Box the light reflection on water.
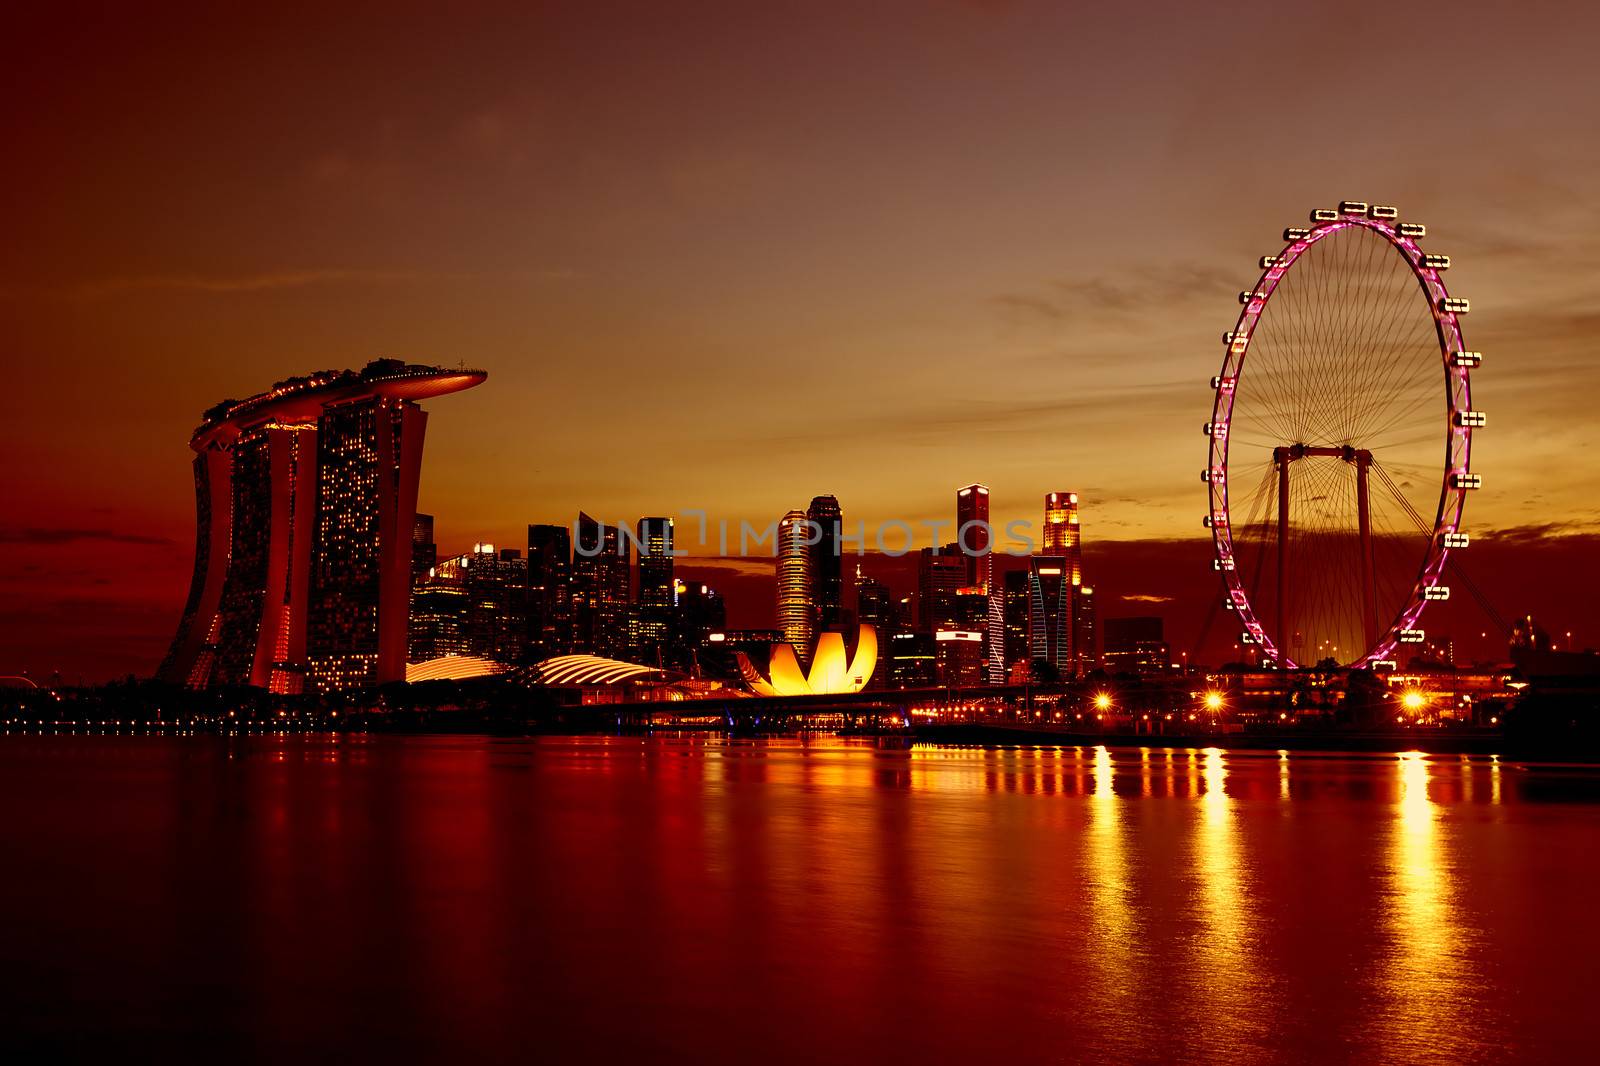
[1190,746,1277,1060]
[0,734,1595,1062]
[1374,753,1490,1060]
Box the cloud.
[72,269,442,296]
[993,262,1238,322]
[0,527,173,547]
[0,266,583,301]
[677,555,777,579]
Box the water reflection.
[1084,746,1140,1043]
[1192,747,1274,1058]
[0,735,1585,1061]
[1375,753,1479,1059]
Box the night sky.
[4,1,1598,681]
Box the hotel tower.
[158,360,485,693]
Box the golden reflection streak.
[1376,752,1475,1057]
[1084,746,1139,1023]
[1192,747,1271,1056]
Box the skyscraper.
[160,360,485,693]
[1042,491,1082,584]
[1028,557,1072,672]
[916,547,965,631]
[526,523,573,659]
[807,495,843,629]
[776,509,816,653]
[956,484,991,593]
[676,579,726,667]
[956,484,1002,683]
[410,542,527,663]
[572,512,631,659]
[1002,568,1031,676]
[408,579,470,662]
[855,571,896,636]
[1029,491,1096,678]
[1073,584,1098,673]
[635,517,675,664]
[412,513,437,584]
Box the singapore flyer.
[1205,201,1482,669]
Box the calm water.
[1,735,1597,1063]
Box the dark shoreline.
[7,719,1599,762]
[907,723,1599,760]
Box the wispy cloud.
[0,527,173,547]
[1,267,580,299]
[73,269,432,296]
[992,262,1238,322]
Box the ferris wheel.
[1204,201,1482,669]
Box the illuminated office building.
[676,580,726,653]
[776,510,816,654]
[160,360,485,693]
[408,580,470,662]
[855,570,896,690]
[410,542,526,664]
[956,484,991,592]
[412,513,437,584]
[1073,584,1098,673]
[1003,569,1031,672]
[935,629,987,687]
[572,512,631,659]
[855,572,896,635]
[808,495,843,629]
[636,517,675,664]
[889,632,937,688]
[1042,492,1082,584]
[917,547,966,631]
[526,523,573,658]
[1030,491,1097,677]
[1028,556,1073,670]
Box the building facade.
[159,361,485,693]
[572,512,631,659]
[956,484,991,592]
[776,509,816,654]
[1103,615,1170,674]
[526,523,573,660]
[635,517,676,665]
[808,495,843,629]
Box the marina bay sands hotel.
[158,360,486,694]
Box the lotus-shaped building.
[736,625,877,697]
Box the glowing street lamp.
[1093,692,1113,712]
[1401,690,1427,712]
[1204,691,1225,712]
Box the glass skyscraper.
[807,495,843,629]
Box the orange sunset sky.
[3,1,1599,680]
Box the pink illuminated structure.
[1204,203,1480,669]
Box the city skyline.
[8,8,1600,1064]
[6,2,1600,681]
